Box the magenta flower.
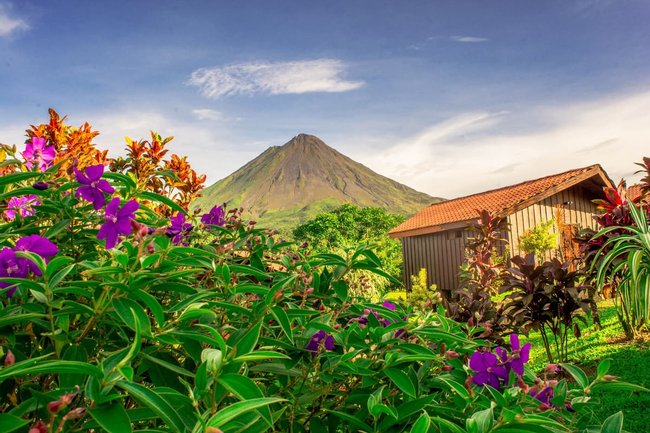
[15,235,59,276]
[23,137,56,171]
[98,198,139,249]
[469,351,509,389]
[530,386,554,405]
[0,248,28,297]
[508,334,531,375]
[5,195,40,220]
[201,205,226,226]
[305,330,335,353]
[166,213,193,245]
[74,164,115,210]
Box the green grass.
[520,300,650,432]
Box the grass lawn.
[519,300,650,432]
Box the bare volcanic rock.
[193,134,440,229]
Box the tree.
[292,204,405,288]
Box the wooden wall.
[506,185,599,260]
[401,184,600,292]
[401,229,469,292]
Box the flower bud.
[32,182,49,191]
[28,421,47,433]
[444,350,459,360]
[305,287,314,295]
[441,364,453,372]
[206,427,224,433]
[48,400,63,413]
[4,349,15,366]
[64,407,86,420]
[603,375,619,381]
[544,364,559,374]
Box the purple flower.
[305,330,335,353]
[98,198,139,249]
[530,386,554,405]
[74,164,115,210]
[15,235,59,276]
[0,248,28,297]
[166,213,193,245]
[508,334,531,376]
[469,351,509,389]
[201,205,226,226]
[5,195,40,220]
[32,182,49,191]
[23,137,56,171]
[382,301,396,311]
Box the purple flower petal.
[84,164,105,181]
[382,301,396,311]
[472,371,490,386]
[469,351,489,371]
[520,342,531,364]
[15,235,58,259]
[510,334,521,352]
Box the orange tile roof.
[628,184,644,202]
[390,164,611,238]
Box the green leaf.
[137,191,185,215]
[0,360,102,382]
[112,297,152,337]
[206,397,285,428]
[234,321,263,356]
[410,412,431,433]
[270,306,294,344]
[328,410,374,432]
[233,351,291,363]
[600,411,624,433]
[141,353,194,378]
[466,407,493,433]
[384,368,417,398]
[115,308,142,370]
[430,417,467,433]
[116,381,186,432]
[60,344,89,389]
[559,363,589,389]
[0,414,28,433]
[0,172,42,187]
[89,404,133,433]
[217,374,273,425]
[596,359,611,379]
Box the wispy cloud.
[450,35,488,43]
[188,59,365,98]
[0,3,28,38]
[192,108,223,121]
[359,90,650,198]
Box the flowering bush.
[0,112,645,433]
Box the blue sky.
[1,0,648,198]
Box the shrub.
[498,255,595,363]
[519,219,557,261]
[0,112,644,433]
[447,210,508,327]
[406,268,442,313]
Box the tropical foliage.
[518,219,557,261]
[0,112,643,433]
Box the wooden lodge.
[389,164,614,291]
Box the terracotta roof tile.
[390,164,609,238]
[628,184,643,202]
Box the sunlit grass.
[521,300,650,431]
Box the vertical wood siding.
[401,185,600,291]
[506,185,598,260]
[402,229,469,292]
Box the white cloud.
[0,3,28,37]
[192,108,223,121]
[450,35,488,43]
[358,90,650,198]
[188,59,364,98]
